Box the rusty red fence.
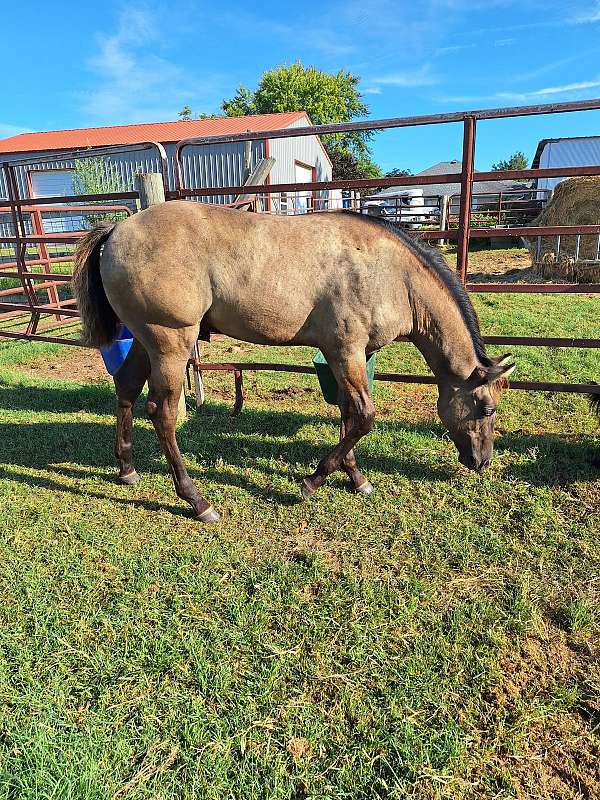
[0,141,168,342]
[1,99,599,403]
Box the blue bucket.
[100,325,134,376]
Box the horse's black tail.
[72,222,118,347]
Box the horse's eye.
[481,405,496,417]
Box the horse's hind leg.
[113,339,150,485]
[144,325,219,523]
[303,348,375,499]
[338,398,374,495]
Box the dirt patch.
[490,626,600,799]
[20,348,111,384]
[287,737,311,760]
[466,249,557,284]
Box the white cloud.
[80,6,227,124]
[515,53,591,82]
[435,43,476,55]
[571,2,600,22]
[371,66,438,88]
[438,78,600,104]
[362,87,383,95]
[0,123,31,139]
[527,79,600,96]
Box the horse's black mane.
[355,213,492,367]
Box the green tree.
[178,106,218,120]
[386,168,412,178]
[491,151,528,171]
[72,157,127,225]
[222,62,381,179]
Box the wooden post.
[135,171,166,208]
[439,195,449,246]
[134,172,187,422]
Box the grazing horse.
[73,202,515,522]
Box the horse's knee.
[356,404,375,436]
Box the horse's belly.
[207,297,313,346]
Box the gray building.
[532,135,600,192]
[371,160,531,209]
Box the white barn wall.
[268,117,332,184]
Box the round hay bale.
[526,175,600,282]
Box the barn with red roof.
[0,112,332,215]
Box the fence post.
[439,195,449,246]
[135,172,165,209]
[457,116,476,283]
[134,172,187,422]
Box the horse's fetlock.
[176,478,196,501]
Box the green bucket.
[313,351,376,405]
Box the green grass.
[0,289,598,799]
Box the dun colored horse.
[73,202,515,522]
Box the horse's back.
[100,201,406,347]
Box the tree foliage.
[386,168,412,177]
[221,62,381,179]
[72,157,127,225]
[491,151,528,171]
[73,157,124,197]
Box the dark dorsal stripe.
[353,214,492,367]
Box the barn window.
[29,169,75,198]
[28,169,78,234]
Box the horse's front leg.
[338,397,374,495]
[113,339,150,485]
[302,348,375,499]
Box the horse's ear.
[466,366,489,388]
[494,353,513,367]
[487,360,516,383]
[466,359,516,388]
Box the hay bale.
[526,175,600,282]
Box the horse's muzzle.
[459,453,491,472]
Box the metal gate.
[1,99,599,407]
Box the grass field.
[0,277,598,798]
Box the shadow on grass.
[496,432,599,486]
[0,381,456,505]
[0,383,597,512]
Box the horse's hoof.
[301,479,316,501]
[355,480,374,496]
[196,506,221,523]
[119,470,140,486]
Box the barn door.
[294,162,314,213]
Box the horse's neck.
[406,272,480,382]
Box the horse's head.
[436,354,515,471]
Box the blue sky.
[2,0,600,173]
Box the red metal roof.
[0,112,309,154]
